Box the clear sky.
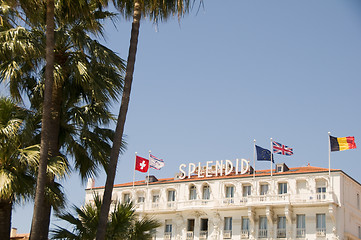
[11,0,361,234]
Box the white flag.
[149,154,165,170]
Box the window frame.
[278,182,288,195]
[189,185,197,200]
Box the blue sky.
[10,0,361,234]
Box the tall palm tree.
[0,2,126,239]
[96,1,195,239]
[0,97,69,240]
[30,0,56,237]
[0,97,34,239]
[51,195,160,240]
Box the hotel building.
[85,162,361,240]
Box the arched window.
[225,185,234,198]
[167,189,176,202]
[202,185,210,200]
[189,185,197,200]
[123,192,131,203]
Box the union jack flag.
[272,141,293,156]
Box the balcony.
[277,229,286,238]
[199,230,208,239]
[223,230,232,239]
[241,230,249,238]
[164,232,172,240]
[259,229,267,238]
[167,201,176,209]
[151,202,159,209]
[316,228,326,237]
[296,228,305,238]
[186,231,194,240]
[222,198,234,205]
[134,192,336,212]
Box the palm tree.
[0,97,34,239]
[96,1,195,239]
[0,2,126,239]
[51,195,160,240]
[0,97,69,240]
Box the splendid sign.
[179,159,250,180]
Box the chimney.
[86,178,95,189]
[10,228,17,237]
[145,175,158,183]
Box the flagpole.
[328,132,331,177]
[270,138,273,177]
[133,152,137,188]
[147,150,151,187]
[253,139,256,180]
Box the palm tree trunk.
[0,200,12,240]
[96,1,141,239]
[30,0,55,239]
[36,81,63,239]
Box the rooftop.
[88,164,341,190]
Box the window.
[150,229,157,240]
[243,185,252,197]
[224,217,232,239]
[316,214,326,236]
[241,217,249,237]
[278,183,287,194]
[317,186,326,200]
[187,219,195,236]
[277,166,283,172]
[153,194,160,202]
[277,216,286,238]
[200,219,208,239]
[202,185,210,200]
[225,186,234,198]
[123,193,131,203]
[165,220,172,238]
[259,216,267,238]
[189,185,197,200]
[358,226,361,239]
[138,196,145,203]
[168,190,176,202]
[357,193,360,210]
[296,214,306,238]
[152,194,160,208]
[260,184,269,195]
[165,223,172,233]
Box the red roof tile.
[88,165,340,190]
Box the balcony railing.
[199,230,208,239]
[131,192,335,212]
[186,231,194,240]
[277,229,286,238]
[296,228,305,238]
[223,230,232,239]
[241,230,249,238]
[167,201,176,209]
[316,228,326,237]
[164,232,172,240]
[259,229,267,238]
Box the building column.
[248,207,256,240]
[285,205,293,240]
[175,213,185,240]
[266,206,274,240]
[329,204,338,240]
[210,212,221,240]
[194,217,200,240]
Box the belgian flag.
[330,135,357,152]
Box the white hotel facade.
[85,163,361,240]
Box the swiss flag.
[135,156,149,173]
